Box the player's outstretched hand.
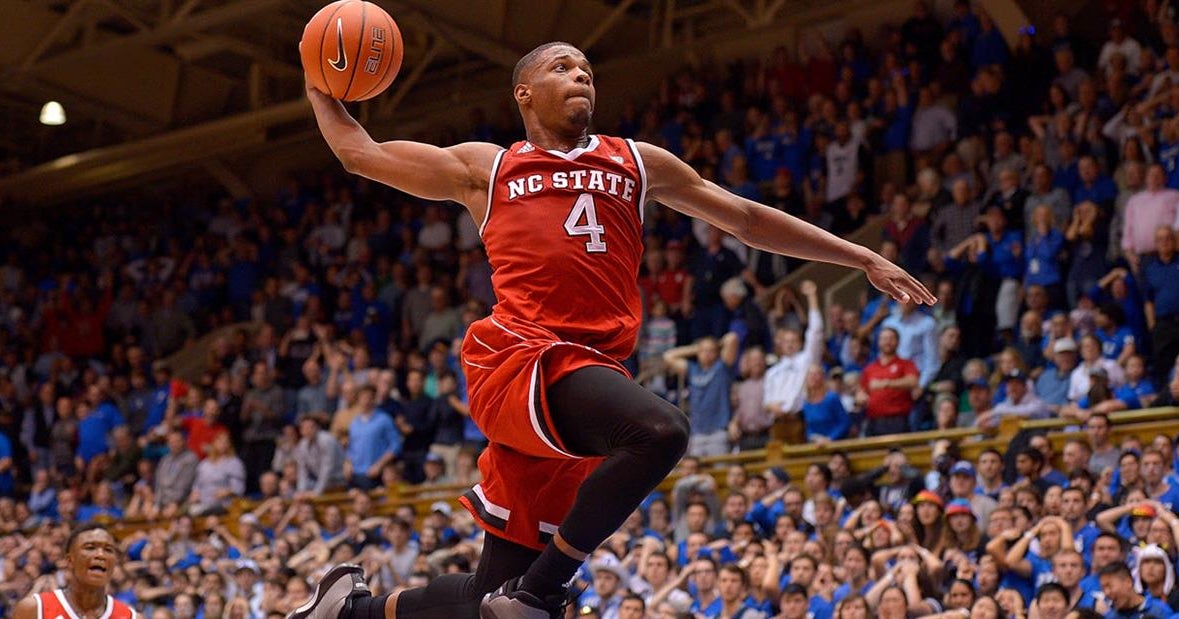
[864,255,936,305]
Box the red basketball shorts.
[457,314,627,551]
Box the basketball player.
[13,522,138,619]
[292,42,933,619]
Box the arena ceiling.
[0,0,816,203]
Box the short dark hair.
[1020,447,1045,465]
[1036,582,1069,602]
[67,522,112,553]
[720,564,750,587]
[513,41,578,86]
[1099,562,1132,580]
[620,594,645,610]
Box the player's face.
[69,529,118,589]
[521,46,595,134]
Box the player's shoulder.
[12,593,42,619]
[444,141,504,170]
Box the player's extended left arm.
[638,143,935,305]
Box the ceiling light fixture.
[40,101,66,126]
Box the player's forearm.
[738,201,877,270]
[307,88,374,170]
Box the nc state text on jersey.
[506,170,637,202]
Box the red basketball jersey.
[481,134,647,359]
[35,590,138,619]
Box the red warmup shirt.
[653,269,688,309]
[860,355,920,419]
[180,416,226,459]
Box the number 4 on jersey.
[564,193,607,253]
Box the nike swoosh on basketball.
[329,17,347,71]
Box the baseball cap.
[430,501,453,516]
[590,554,629,582]
[912,490,944,508]
[967,378,990,389]
[425,452,444,464]
[1089,366,1110,380]
[1132,505,1158,519]
[1053,338,1078,354]
[950,461,976,477]
[1005,369,1028,382]
[235,559,260,574]
[945,498,975,518]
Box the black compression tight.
[389,534,540,619]
[390,365,690,617]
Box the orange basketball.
[300,0,403,102]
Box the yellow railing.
[103,407,1179,539]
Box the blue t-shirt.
[77,403,125,464]
[1161,140,1179,189]
[746,134,781,182]
[687,361,733,434]
[1025,229,1066,287]
[1096,327,1135,360]
[1073,177,1118,206]
[1143,256,1179,320]
[0,433,13,496]
[801,393,850,441]
[346,410,402,473]
[1103,592,1172,618]
[979,230,1025,280]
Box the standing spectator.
[1098,19,1143,76]
[826,121,863,205]
[909,88,958,159]
[1144,226,1179,385]
[932,179,980,254]
[155,429,198,517]
[345,384,401,490]
[801,365,850,443]
[857,328,920,436]
[1121,165,1179,266]
[689,227,745,340]
[1024,205,1067,310]
[664,333,739,457]
[240,362,284,490]
[1024,164,1072,238]
[394,368,436,484]
[729,347,771,451]
[294,413,346,495]
[978,205,1024,337]
[881,300,939,388]
[763,281,823,443]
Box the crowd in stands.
[7,0,1179,617]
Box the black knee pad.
[642,401,690,460]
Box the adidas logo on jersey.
[517,143,535,154]
[610,155,624,164]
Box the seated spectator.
[155,429,198,518]
[981,370,1049,428]
[293,413,346,495]
[189,432,245,516]
[1069,336,1126,402]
